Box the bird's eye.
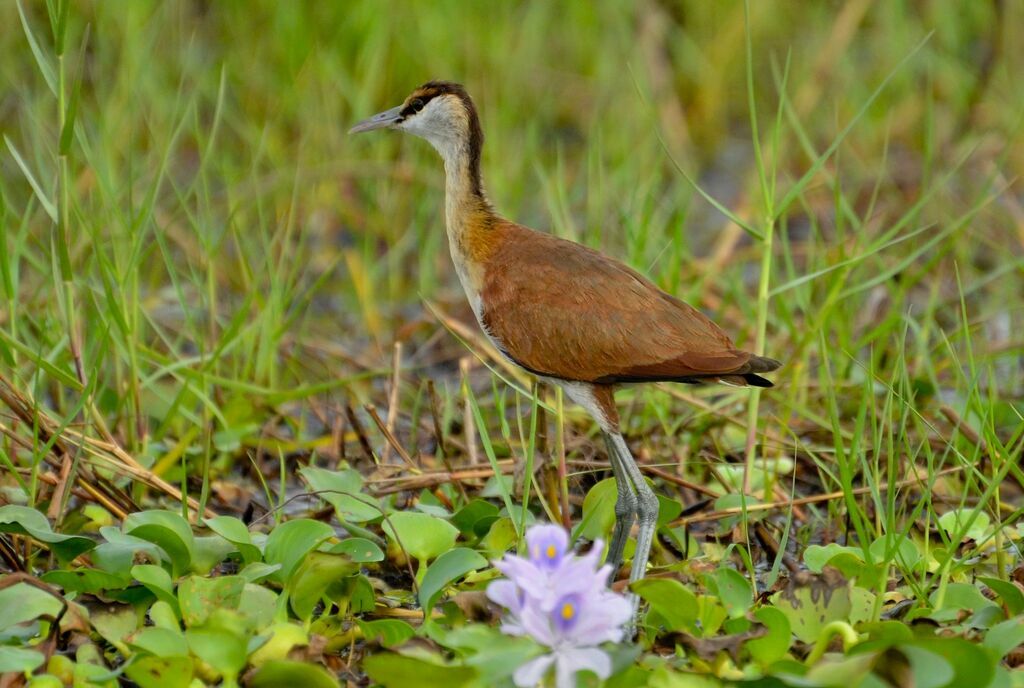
[410,98,425,112]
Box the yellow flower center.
[561,602,575,620]
[546,544,557,559]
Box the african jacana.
[351,81,780,606]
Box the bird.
[350,80,780,607]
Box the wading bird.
[351,81,780,607]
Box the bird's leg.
[608,433,659,588]
[602,432,637,580]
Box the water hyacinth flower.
[487,524,631,687]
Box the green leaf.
[192,535,236,574]
[300,466,380,523]
[203,515,262,564]
[124,510,196,577]
[0,583,63,633]
[357,619,416,648]
[451,499,499,535]
[185,624,248,684]
[288,552,357,621]
[576,478,617,541]
[123,656,194,688]
[326,537,384,562]
[238,584,279,630]
[178,575,245,628]
[747,607,791,665]
[938,508,990,542]
[249,660,340,688]
[91,527,163,578]
[41,568,131,594]
[418,547,488,613]
[633,578,698,633]
[706,567,753,619]
[381,511,459,563]
[983,617,1024,658]
[771,581,852,644]
[0,505,96,565]
[132,564,181,616]
[902,637,995,688]
[980,577,1024,616]
[263,518,335,584]
[0,646,45,673]
[362,653,477,688]
[127,627,190,658]
[90,603,138,653]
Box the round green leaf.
[418,547,488,612]
[263,518,335,584]
[381,511,459,563]
[249,659,340,688]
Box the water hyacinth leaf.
[891,644,954,688]
[451,499,500,535]
[249,623,309,667]
[249,660,340,688]
[127,626,190,657]
[288,552,358,621]
[263,518,335,584]
[706,567,753,618]
[980,577,1024,616]
[903,637,995,688]
[983,617,1024,658]
[418,547,488,612]
[192,534,237,574]
[357,619,416,648]
[929,583,999,621]
[804,652,876,685]
[480,517,518,558]
[123,656,194,688]
[0,647,45,673]
[362,653,477,688]
[633,578,699,633]
[91,527,164,578]
[239,562,281,584]
[382,511,459,563]
[150,601,181,630]
[90,603,138,653]
[185,624,249,684]
[771,580,852,644]
[577,478,617,541]
[655,494,683,528]
[803,543,865,576]
[41,568,131,595]
[0,583,63,633]
[178,575,245,627]
[238,584,279,630]
[300,466,380,523]
[132,564,180,616]
[124,510,195,576]
[0,505,95,565]
[326,537,385,562]
[203,516,262,564]
[747,607,791,665]
[937,508,990,542]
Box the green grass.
[1,1,1023,686]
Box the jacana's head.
[349,81,483,166]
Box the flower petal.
[554,647,612,688]
[513,654,555,687]
[486,579,521,612]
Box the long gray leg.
[602,432,636,579]
[608,432,659,588]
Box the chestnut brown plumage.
[351,81,781,618]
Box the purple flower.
[486,524,631,688]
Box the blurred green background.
[0,1,1021,482]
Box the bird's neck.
[432,135,496,265]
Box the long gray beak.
[349,105,403,134]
